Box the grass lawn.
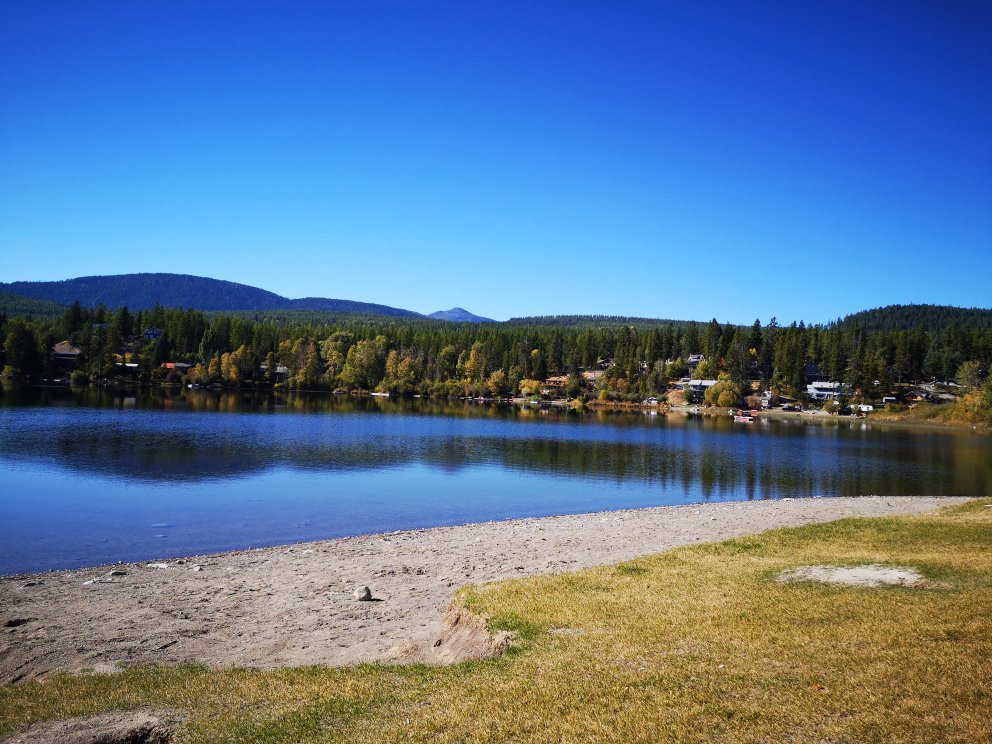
[2,499,990,742]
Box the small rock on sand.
[353,586,373,601]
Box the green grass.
[2,500,990,742]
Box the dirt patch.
[777,564,927,587]
[2,709,176,743]
[398,606,513,664]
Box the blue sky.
[1,2,990,322]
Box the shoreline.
[10,382,988,433]
[0,495,968,684]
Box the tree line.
[2,302,991,403]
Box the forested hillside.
[0,292,66,319]
[836,304,992,332]
[0,274,422,317]
[507,315,700,328]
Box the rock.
[190,565,202,572]
[106,569,127,577]
[19,581,43,588]
[353,586,373,601]
[146,563,169,569]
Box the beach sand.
[0,496,965,684]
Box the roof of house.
[52,340,81,355]
[687,379,718,388]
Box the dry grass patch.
[2,499,990,742]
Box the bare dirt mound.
[777,564,927,587]
[2,709,176,744]
[397,606,514,664]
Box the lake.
[1,386,989,574]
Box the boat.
[733,408,754,423]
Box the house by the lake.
[806,381,849,401]
[51,340,82,365]
[685,379,718,402]
[160,362,195,372]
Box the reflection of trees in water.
[2,394,990,499]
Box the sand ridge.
[0,496,965,683]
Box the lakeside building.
[688,354,705,369]
[685,379,718,402]
[51,340,82,365]
[806,381,851,401]
[161,362,195,372]
[259,364,290,382]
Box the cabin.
[806,381,849,401]
[543,375,569,389]
[688,354,705,369]
[684,379,718,403]
[51,340,82,366]
[160,362,194,372]
[582,370,605,383]
[259,364,290,382]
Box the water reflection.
[1,386,989,573]
[2,386,989,497]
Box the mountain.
[428,307,495,323]
[835,304,992,333]
[0,273,422,318]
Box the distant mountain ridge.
[428,307,495,323]
[0,273,425,318]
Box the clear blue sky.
[1,2,990,322]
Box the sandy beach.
[0,496,965,684]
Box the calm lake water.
[1,386,990,574]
